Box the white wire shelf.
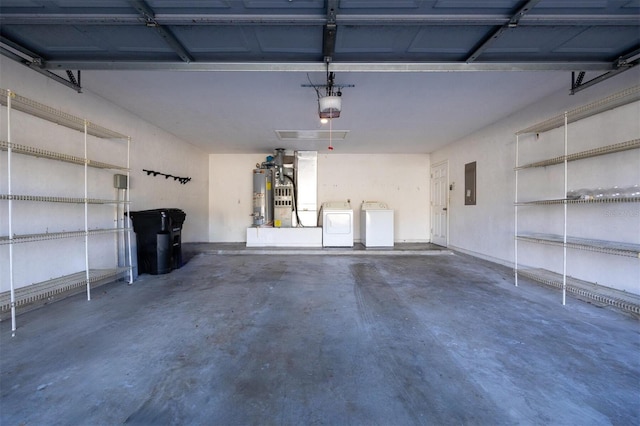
[516,85,640,135]
[0,268,131,313]
[515,267,640,314]
[2,89,133,332]
[0,89,128,140]
[0,140,129,171]
[0,194,130,204]
[516,196,640,206]
[0,227,132,245]
[516,233,640,258]
[515,138,640,170]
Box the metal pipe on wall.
[84,120,91,301]
[514,134,519,287]
[7,90,16,335]
[126,137,133,284]
[562,112,568,306]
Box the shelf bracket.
[0,36,82,93]
[570,46,640,95]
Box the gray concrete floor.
[1,245,639,425]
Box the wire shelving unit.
[1,89,133,334]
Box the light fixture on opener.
[317,69,342,122]
[303,61,354,150]
[305,61,352,124]
[318,93,341,122]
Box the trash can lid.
[127,208,186,223]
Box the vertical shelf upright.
[0,89,133,333]
[514,85,640,309]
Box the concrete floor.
[1,245,639,425]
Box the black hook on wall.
[143,169,192,185]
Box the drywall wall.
[0,57,209,241]
[430,68,640,295]
[209,152,430,243]
[0,57,209,293]
[317,154,430,243]
[209,154,264,242]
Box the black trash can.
[127,208,186,275]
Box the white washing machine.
[361,201,394,247]
[321,201,353,247]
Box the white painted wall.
[209,153,430,243]
[430,68,640,295]
[209,154,264,242]
[317,154,430,243]
[0,57,209,293]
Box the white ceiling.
[81,69,570,154]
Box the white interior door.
[431,161,448,247]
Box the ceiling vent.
[275,130,349,140]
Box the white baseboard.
[447,245,513,268]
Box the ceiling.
[1,0,638,154]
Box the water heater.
[252,168,273,226]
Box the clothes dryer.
[321,201,353,247]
